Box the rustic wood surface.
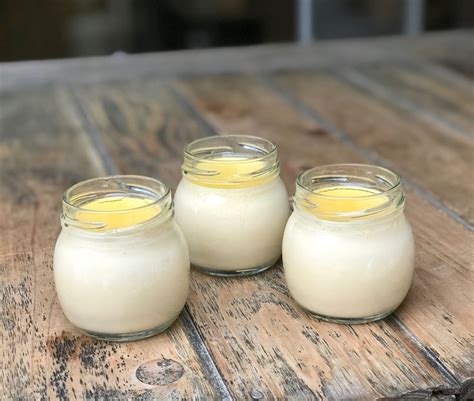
[1,31,473,400]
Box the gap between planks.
[336,67,472,141]
[169,78,465,388]
[66,86,233,401]
[386,317,460,386]
[258,74,474,232]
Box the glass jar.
[174,135,290,276]
[282,164,415,323]
[53,176,190,341]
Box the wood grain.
[1,31,472,91]
[173,74,474,382]
[71,73,472,398]
[400,32,474,79]
[380,377,474,400]
[2,32,473,400]
[273,69,474,226]
[72,80,214,188]
[0,86,218,399]
[345,63,474,138]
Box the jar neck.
[293,164,405,223]
[61,175,173,237]
[182,135,280,189]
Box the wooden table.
[1,30,473,400]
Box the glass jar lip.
[296,163,402,199]
[183,134,277,163]
[62,175,170,214]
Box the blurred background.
[0,0,472,62]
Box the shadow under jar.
[53,176,190,341]
[174,135,290,276]
[283,164,415,324]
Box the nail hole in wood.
[250,388,264,400]
[136,358,184,386]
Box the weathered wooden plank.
[174,74,473,382]
[0,87,218,399]
[400,32,474,79]
[272,69,474,226]
[70,81,214,188]
[72,75,470,398]
[342,63,474,139]
[1,30,472,91]
[380,377,474,400]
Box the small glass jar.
[174,135,290,276]
[53,176,190,341]
[283,164,415,323]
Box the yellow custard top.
[184,156,276,189]
[303,186,389,220]
[74,195,161,230]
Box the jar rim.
[61,175,173,233]
[294,164,404,222]
[63,175,170,213]
[296,163,401,199]
[182,135,280,188]
[183,135,277,163]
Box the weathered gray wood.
[71,74,472,398]
[272,69,474,226]
[173,74,473,383]
[2,31,473,400]
[0,30,472,91]
[341,63,474,139]
[0,86,219,399]
[380,378,474,400]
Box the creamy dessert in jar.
[174,135,290,276]
[54,176,190,341]
[283,164,415,323]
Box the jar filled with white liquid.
[174,135,290,276]
[54,176,190,341]
[283,164,415,323]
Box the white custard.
[174,135,290,275]
[53,176,190,340]
[282,165,415,323]
[283,207,415,319]
[175,176,289,271]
